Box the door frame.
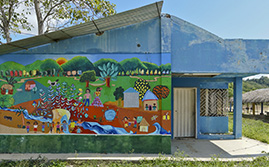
[173,87,197,139]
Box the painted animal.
[48,79,59,86]
[4,116,12,121]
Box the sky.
[2,0,269,78]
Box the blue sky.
[110,0,269,39]
[6,0,269,41]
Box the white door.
[173,88,196,138]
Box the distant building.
[123,87,139,108]
[142,90,158,111]
[25,80,36,91]
[139,118,150,132]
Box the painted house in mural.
[0,1,268,154]
[25,80,36,91]
[123,87,139,108]
[142,90,158,111]
[1,84,13,95]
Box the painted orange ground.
[0,99,171,135]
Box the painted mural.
[0,54,171,135]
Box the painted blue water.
[149,123,171,135]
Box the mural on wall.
[0,55,171,135]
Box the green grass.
[0,155,268,167]
[34,75,172,110]
[229,114,269,144]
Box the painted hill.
[0,61,25,71]
[25,60,43,71]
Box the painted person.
[77,118,83,126]
[84,89,92,106]
[69,119,76,132]
[145,104,149,111]
[41,122,45,133]
[56,122,61,133]
[62,120,68,132]
[26,122,30,133]
[49,122,53,133]
[153,103,157,111]
[33,121,38,133]
[91,87,103,106]
[123,117,129,128]
[76,127,82,134]
[133,117,137,128]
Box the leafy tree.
[120,58,147,73]
[79,70,96,87]
[40,59,62,72]
[133,79,150,100]
[4,76,17,87]
[159,63,171,73]
[94,58,123,76]
[143,62,159,71]
[113,86,124,106]
[113,86,124,100]
[61,56,94,72]
[98,62,118,87]
[0,0,32,43]
[152,85,170,99]
[30,0,116,35]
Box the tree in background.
[79,70,96,87]
[113,86,124,106]
[30,0,116,34]
[0,0,32,43]
[40,59,62,74]
[133,79,150,100]
[61,56,94,72]
[120,58,147,73]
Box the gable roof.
[142,90,158,101]
[124,87,139,93]
[139,118,149,126]
[0,1,163,55]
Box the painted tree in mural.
[159,63,171,75]
[113,86,124,106]
[152,85,170,109]
[120,58,147,74]
[98,62,118,87]
[79,70,96,87]
[40,59,62,74]
[93,58,123,76]
[133,79,150,99]
[61,56,94,72]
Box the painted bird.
[48,79,59,86]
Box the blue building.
[0,1,268,154]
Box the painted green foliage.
[61,56,94,72]
[120,57,147,72]
[79,70,96,87]
[94,58,123,76]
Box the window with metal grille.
[200,89,228,116]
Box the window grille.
[200,89,228,117]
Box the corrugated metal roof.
[0,1,163,55]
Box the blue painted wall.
[200,117,228,134]
[172,77,235,139]
[169,16,269,74]
[17,18,161,54]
